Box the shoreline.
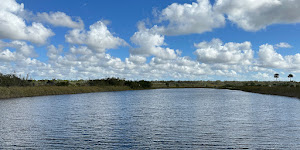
[1,85,299,100]
[227,86,300,99]
[0,86,133,99]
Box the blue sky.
[1,0,300,81]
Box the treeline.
[0,73,152,89]
[151,80,300,89]
[88,78,152,89]
[0,73,30,87]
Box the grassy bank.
[151,81,300,99]
[229,86,300,99]
[0,86,132,99]
[1,84,300,100]
[0,73,152,99]
[1,73,300,100]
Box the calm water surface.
[0,88,300,149]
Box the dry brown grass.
[0,86,132,99]
[233,86,300,99]
[1,84,300,100]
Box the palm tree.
[274,73,279,81]
[288,74,293,82]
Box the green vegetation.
[0,86,132,99]
[232,86,300,99]
[88,78,152,89]
[1,72,300,99]
[0,73,152,99]
[152,80,300,99]
[0,73,31,87]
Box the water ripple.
[1,89,300,149]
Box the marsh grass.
[152,81,300,99]
[0,73,153,99]
[235,86,300,99]
[1,72,300,100]
[0,86,132,99]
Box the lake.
[0,88,300,149]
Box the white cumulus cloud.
[130,24,180,59]
[194,38,254,65]
[65,21,127,53]
[0,40,37,58]
[258,44,288,68]
[157,0,225,35]
[35,11,84,29]
[215,0,300,31]
[258,44,300,72]
[0,49,16,62]
[0,0,54,44]
[275,42,292,49]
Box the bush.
[88,78,125,86]
[124,80,152,89]
[125,81,140,89]
[0,73,30,87]
[55,81,70,86]
[138,80,152,88]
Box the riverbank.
[1,85,299,100]
[152,81,300,99]
[228,86,300,99]
[0,86,132,99]
[0,75,152,99]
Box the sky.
[1,0,300,81]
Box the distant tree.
[274,73,279,81]
[0,73,29,87]
[288,74,294,81]
[55,81,69,86]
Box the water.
[0,88,300,149]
